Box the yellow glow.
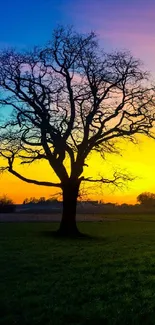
[0,135,155,204]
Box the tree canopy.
[0,26,155,235]
[137,192,155,207]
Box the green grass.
[1,216,155,324]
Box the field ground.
[0,212,118,222]
[1,215,155,324]
[2,212,155,222]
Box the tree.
[0,195,15,212]
[137,192,155,207]
[0,195,13,205]
[0,26,155,235]
[23,196,59,205]
[23,197,39,204]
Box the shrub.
[0,195,15,213]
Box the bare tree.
[0,26,155,236]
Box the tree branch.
[8,168,61,187]
[81,172,135,187]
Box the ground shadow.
[38,230,107,242]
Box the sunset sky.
[0,0,155,204]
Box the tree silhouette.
[0,26,155,235]
[0,195,14,213]
[137,192,155,207]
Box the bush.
[0,195,15,213]
[137,192,155,207]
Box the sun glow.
[0,134,155,204]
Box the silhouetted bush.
[0,195,15,213]
[137,192,155,207]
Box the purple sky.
[67,0,155,74]
[0,0,155,74]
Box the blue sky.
[0,1,154,43]
[0,0,70,47]
[0,0,155,73]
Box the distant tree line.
[23,197,59,205]
[1,192,155,214]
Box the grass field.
[1,215,155,324]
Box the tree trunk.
[57,180,80,236]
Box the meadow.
[1,215,155,324]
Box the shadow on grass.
[38,230,107,242]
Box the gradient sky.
[0,0,155,203]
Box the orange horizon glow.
[1,135,155,205]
